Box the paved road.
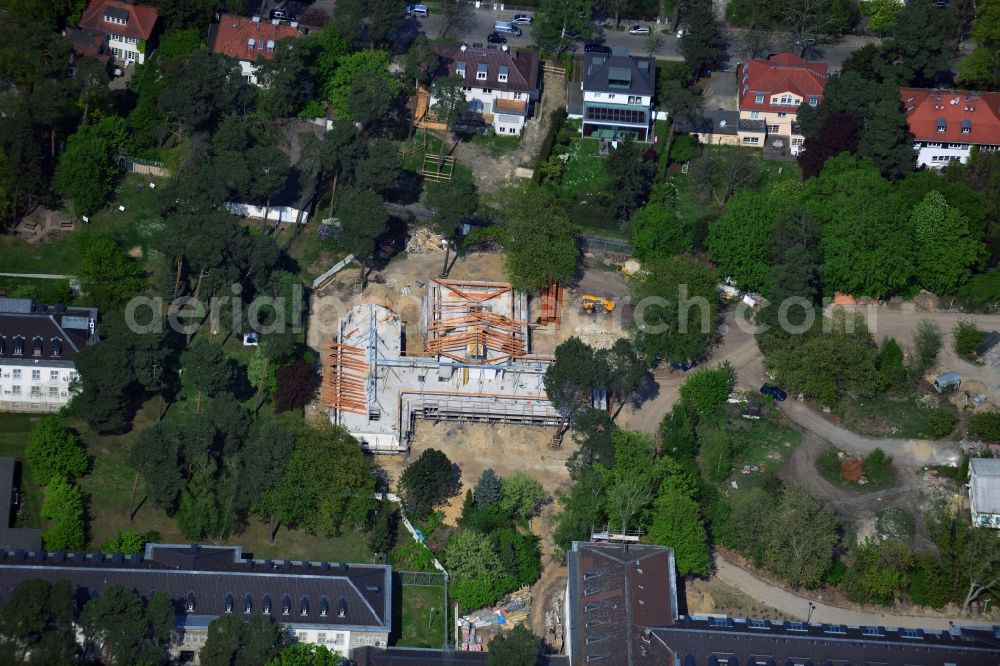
[416,6,877,69]
[715,556,997,630]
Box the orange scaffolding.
[540,280,562,327]
[322,339,369,415]
[426,279,528,364]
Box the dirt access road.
[618,307,980,467]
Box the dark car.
[760,384,788,401]
[584,42,612,54]
[487,32,507,45]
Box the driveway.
[702,71,737,112]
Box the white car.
[406,4,429,17]
[628,24,652,35]
[512,14,532,25]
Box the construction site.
[321,277,570,454]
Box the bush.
[841,457,864,482]
[969,411,1000,442]
[533,108,568,183]
[669,134,699,164]
[26,417,88,485]
[926,407,957,438]
[41,477,85,551]
[913,319,942,371]
[863,448,893,486]
[908,554,952,608]
[679,362,736,415]
[99,530,150,554]
[818,448,842,480]
[956,271,1000,312]
[875,507,915,543]
[954,320,986,357]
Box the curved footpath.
[714,556,997,630]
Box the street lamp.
[806,602,816,624]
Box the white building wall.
[240,59,261,86]
[107,35,146,64]
[915,143,972,168]
[0,363,78,413]
[583,91,651,106]
[433,86,532,136]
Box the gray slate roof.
[0,544,392,631]
[674,109,738,135]
[0,458,41,551]
[0,299,98,365]
[583,52,655,97]
[970,457,1000,515]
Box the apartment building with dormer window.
[432,43,540,136]
[900,88,1000,168]
[78,0,158,65]
[737,53,828,154]
[209,14,306,86]
[0,299,98,413]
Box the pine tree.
[176,457,221,540]
[474,469,503,508]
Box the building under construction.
[323,280,561,453]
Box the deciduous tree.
[648,484,711,575]
[487,625,540,666]
[200,614,284,666]
[679,362,736,414]
[911,191,987,295]
[41,476,84,551]
[81,586,173,665]
[495,184,579,291]
[26,417,87,485]
[0,579,78,664]
[398,448,459,519]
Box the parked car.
[406,4,429,17]
[584,42,612,54]
[512,14,533,25]
[670,360,694,372]
[270,9,287,20]
[628,24,652,34]
[760,384,788,401]
[493,21,522,36]
[487,32,507,45]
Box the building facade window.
[11,386,21,396]
[766,124,779,133]
[742,136,760,144]
[777,112,787,118]
[12,369,20,380]
[754,93,764,103]
[750,111,760,119]
[31,370,40,381]
[809,96,819,106]
[49,387,59,397]
[30,386,41,398]
[482,88,493,94]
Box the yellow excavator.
[581,295,616,314]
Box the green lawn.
[838,394,957,439]
[467,132,522,157]
[396,583,447,648]
[0,276,75,303]
[0,173,165,276]
[559,138,610,201]
[0,413,43,529]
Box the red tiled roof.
[79,0,158,41]
[209,14,304,62]
[738,52,828,113]
[434,44,539,95]
[900,88,1000,146]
